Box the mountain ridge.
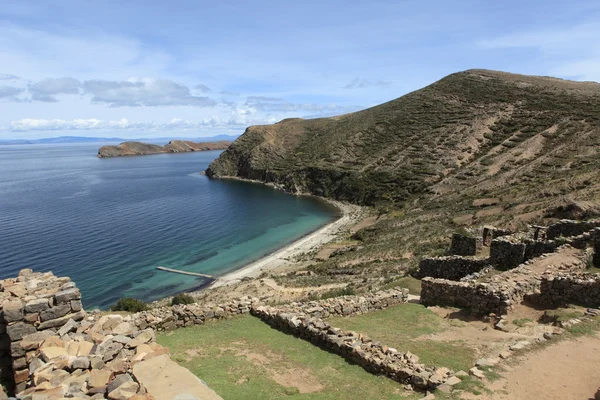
[207,69,600,208]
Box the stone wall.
[449,234,481,256]
[258,288,409,319]
[0,269,85,394]
[251,290,456,391]
[421,268,542,316]
[538,273,600,308]
[0,269,223,399]
[490,238,526,270]
[128,296,259,332]
[546,219,600,240]
[418,256,490,281]
[482,226,512,246]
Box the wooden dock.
[156,266,213,279]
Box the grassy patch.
[512,318,533,327]
[328,303,476,371]
[158,316,419,400]
[381,276,422,295]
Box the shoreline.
[209,194,364,288]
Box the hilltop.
[98,139,231,157]
[208,69,600,207]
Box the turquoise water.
[0,144,339,308]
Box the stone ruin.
[419,219,600,315]
[250,288,461,391]
[448,233,482,256]
[0,269,223,400]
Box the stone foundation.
[251,289,457,391]
[418,256,490,281]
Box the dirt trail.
[478,334,600,400]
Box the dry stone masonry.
[0,269,223,400]
[419,219,599,315]
[250,288,459,391]
[449,233,481,256]
[538,272,600,308]
[418,257,490,281]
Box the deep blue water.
[0,144,338,308]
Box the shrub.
[110,297,148,312]
[171,293,195,306]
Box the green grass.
[381,276,422,295]
[512,318,533,327]
[328,303,476,372]
[158,316,419,400]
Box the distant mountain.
[0,135,239,146]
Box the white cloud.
[0,74,20,81]
[83,78,217,107]
[244,96,360,114]
[9,116,273,132]
[0,86,24,99]
[28,77,81,102]
[343,79,392,89]
[194,84,212,93]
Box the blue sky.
[0,0,599,139]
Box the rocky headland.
[97,140,231,158]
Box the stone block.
[7,322,37,341]
[54,288,80,305]
[24,298,50,314]
[40,304,71,322]
[2,301,25,323]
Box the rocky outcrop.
[98,140,230,158]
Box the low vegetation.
[110,297,148,312]
[171,293,195,306]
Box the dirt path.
[479,334,600,400]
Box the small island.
[98,140,231,158]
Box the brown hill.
[207,69,600,206]
[207,69,600,278]
[98,140,231,158]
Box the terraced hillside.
[207,69,600,207]
[207,69,600,287]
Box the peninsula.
[98,139,231,158]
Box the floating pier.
[156,266,214,279]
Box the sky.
[0,0,599,139]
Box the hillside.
[207,69,600,281]
[207,69,600,206]
[98,140,231,157]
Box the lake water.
[0,144,339,308]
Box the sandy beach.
[211,200,364,288]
